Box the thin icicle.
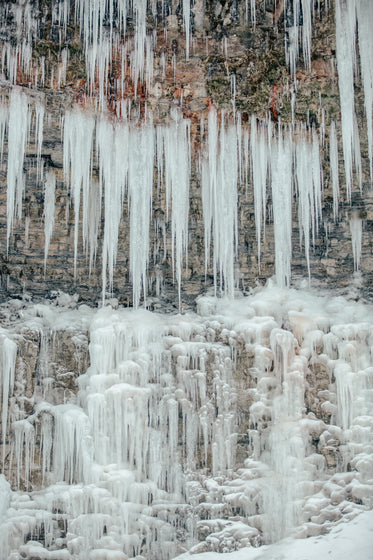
[6,89,29,251]
[43,170,56,271]
[35,101,44,182]
[329,121,340,222]
[350,214,362,271]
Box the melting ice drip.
[0,287,372,558]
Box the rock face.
[0,0,372,306]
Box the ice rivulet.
[0,286,372,558]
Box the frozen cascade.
[1,288,373,557]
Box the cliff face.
[0,0,371,307]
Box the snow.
[176,509,373,560]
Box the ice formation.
[0,287,372,559]
[0,1,373,559]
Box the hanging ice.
[356,0,373,180]
[350,214,362,272]
[271,127,293,288]
[6,89,29,251]
[335,0,361,201]
[158,109,191,305]
[329,120,340,222]
[63,107,95,278]
[201,107,238,296]
[251,116,269,273]
[43,170,56,271]
[295,125,322,280]
[128,122,155,307]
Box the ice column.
[262,328,307,542]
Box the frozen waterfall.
[0,1,373,559]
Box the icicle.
[35,101,44,182]
[160,109,190,306]
[0,334,17,466]
[0,102,8,163]
[128,122,155,307]
[251,116,268,273]
[202,107,238,296]
[43,170,56,271]
[250,0,256,28]
[295,125,322,281]
[63,108,95,278]
[97,117,128,300]
[329,121,340,222]
[356,0,373,180]
[183,0,191,60]
[271,127,293,288]
[350,214,362,271]
[285,1,313,79]
[335,0,361,202]
[6,89,29,251]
